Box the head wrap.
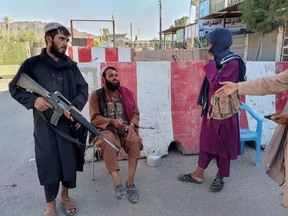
[208,28,232,67]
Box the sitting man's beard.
[50,42,66,59]
[105,79,120,91]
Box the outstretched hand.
[271,113,288,125]
[215,81,238,97]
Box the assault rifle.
[16,73,119,152]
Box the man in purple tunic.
[178,28,246,192]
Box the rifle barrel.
[69,109,119,151]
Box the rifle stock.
[16,73,49,97]
[16,73,119,152]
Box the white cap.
[44,22,63,33]
[100,66,117,77]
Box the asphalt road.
[0,89,287,216]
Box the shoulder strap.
[39,112,86,147]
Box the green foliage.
[239,0,288,32]
[18,29,38,42]
[0,42,29,65]
[194,37,209,48]
[1,16,11,33]
[94,40,101,47]
[174,16,189,27]
[0,28,40,43]
[102,28,110,41]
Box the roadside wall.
[74,47,288,156]
[2,46,287,157]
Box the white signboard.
[198,17,248,37]
[225,17,248,33]
[198,18,224,38]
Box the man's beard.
[105,79,120,91]
[50,41,66,59]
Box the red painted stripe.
[100,62,137,102]
[171,61,205,154]
[275,62,288,113]
[78,47,92,62]
[105,48,119,62]
[67,46,74,60]
[86,38,94,47]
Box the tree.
[1,16,11,34]
[239,0,288,60]
[101,28,110,41]
[18,29,38,42]
[174,16,189,27]
[169,16,190,28]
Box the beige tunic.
[237,68,288,207]
[89,87,143,173]
[238,69,288,95]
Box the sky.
[1,0,195,40]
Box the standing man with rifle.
[9,22,88,216]
[89,66,143,203]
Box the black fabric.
[69,122,88,171]
[9,48,88,185]
[44,182,60,202]
[44,179,76,202]
[197,76,210,117]
[39,111,87,172]
[96,87,108,117]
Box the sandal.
[44,209,57,216]
[115,184,127,199]
[177,173,203,184]
[126,183,139,203]
[210,178,224,192]
[61,198,77,216]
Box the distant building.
[72,38,95,47]
[107,33,127,48]
[157,0,287,61]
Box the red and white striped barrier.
[79,61,204,156]
[67,47,132,63]
[76,55,288,156]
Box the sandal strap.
[210,178,224,191]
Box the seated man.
[89,66,143,203]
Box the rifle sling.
[40,112,86,148]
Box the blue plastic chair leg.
[255,139,261,166]
[240,141,245,154]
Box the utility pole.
[159,0,162,49]
[130,22,133,42]
[112,0,115,20]
[112,0,115,47]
